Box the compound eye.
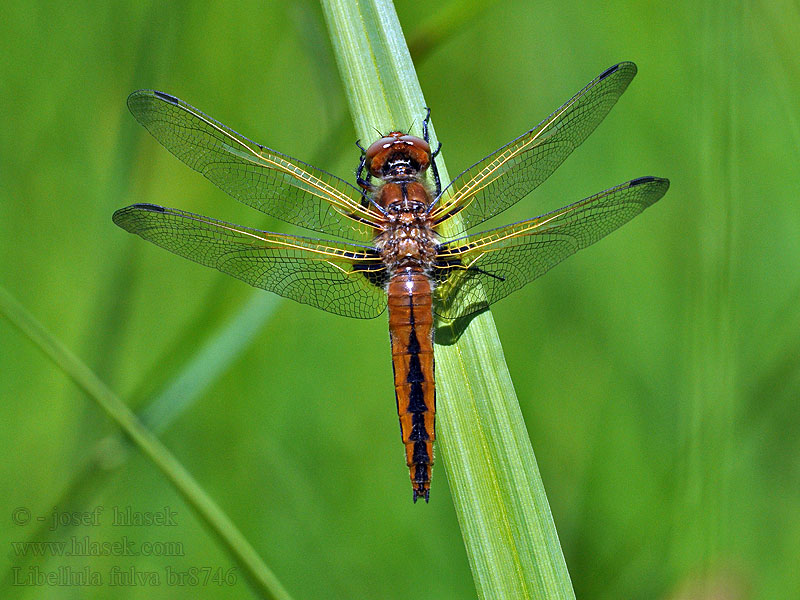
[399,135,430,156]
[365,136,397,166]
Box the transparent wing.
[433,176,669,320]
[113,204,388,319]
[128,90,380,242]
[431,62,638,236]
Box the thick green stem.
[319,1,575,598]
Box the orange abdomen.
[387,267,435,503]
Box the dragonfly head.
[365,132,431,180]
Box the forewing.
[128,90,379,242]
[431,62,638,236]
[433,177,669,320]
[113,204,387,319]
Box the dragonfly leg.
[355,139,373,193]
[422,107,432,142]
[430,142,442,197]
[422,108,442,197]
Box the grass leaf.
[0,284,293,600]
[320,1,575,597]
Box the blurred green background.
[1,1,798,598]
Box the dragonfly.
[114,61,669,503]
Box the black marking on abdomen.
[409,412,429,441]
[405,291,431,470]
[407,323,420,351]
[407,381,426,412]
[413,441,430,463]
[406,349,423,382]
[405,312,427,414]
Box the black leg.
[430,142,442,197]
[430,158,441,198]
[355,139,373,191]
[422,108,443,197]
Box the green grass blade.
[0,284,293,600]
[320,1,575,598]
[139,292,280,429]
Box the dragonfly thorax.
[375,183,438,270]
[376,226,438,271]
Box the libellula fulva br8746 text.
[114,61,669,502]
